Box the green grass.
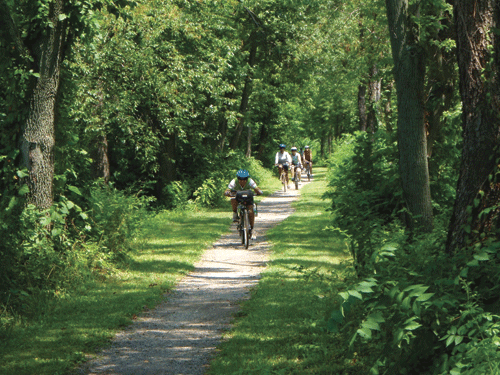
[0,168,351,375]
[0,209,234,375]
[207,167,355,375]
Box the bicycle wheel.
[243,210,250,249]
[239,210,245,244]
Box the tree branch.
[0,0,31,59]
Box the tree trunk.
[229,36,257,151]
[386,0,433,232]
[245,125,252,157]
[256,122,268,161]
[92,135,110,184]
[17,0,66,209]
[383,81,394,132]
[367,64,381,134]
[358,84,368,131]
[446,0,500,252]
[425,14,456,158]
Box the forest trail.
[77,181,310,375]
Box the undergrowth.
[325,131,500,374]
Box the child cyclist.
[275,143,292,187]
[290,146,302,181]
[224,169,263,234]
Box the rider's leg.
[231,199,238,221]
[248,204,255,228]
[291,165,295,180]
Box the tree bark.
[92,135,110,184]
[358,84,368,131]
[386,0,433,232]
[446,0,500,252]
[383,81,394,133]
[245,125,252,157]
[16,0,66,209]
[367,64,381,134]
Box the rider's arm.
[225,179,236,196]
[275,152,279,165]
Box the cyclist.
[275,143,292,187]
[224,169,263,232]
[290,146,302,181]
[303,145,313,176]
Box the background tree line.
[2,0,500,372]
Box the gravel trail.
[76,182,306,375]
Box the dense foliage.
[2,0,500,373]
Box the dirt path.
[77,182,307,375]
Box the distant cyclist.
[275,143,292,187]
[303,145,313,176]
[224,170,263,230]
[290,146,302,181]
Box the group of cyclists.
[274,144,312,188]
[223,144,313,241]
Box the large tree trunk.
[386,0,433,232]
[17,0,66,209]
[446,0,500,252]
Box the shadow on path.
[77,180,312,375]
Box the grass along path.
[0,209,244,375]
[207,166,353,374]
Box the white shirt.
[275,151,292,165]
[228,178,257,191]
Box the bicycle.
[234,190,255,249]
[277,164,288,192]
[292,164,301,190]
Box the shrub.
[325,131,402,275]
[87,184,151,259]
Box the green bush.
[325,131,402,275]
[325,128,500,374]
[88,184,151,259]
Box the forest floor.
[76,181,307,375]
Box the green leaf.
[18,184,30,195]
[473,251,490,261]
[348,290,363,300]
[68,186,82,195]
[416,293,434,302]
[445,335,455,347]
[17,169,29,178]
[58,13,68,21]
[404,321,421,331]
[402,296,411,310]
[357,326,372,339]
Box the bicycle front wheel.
[243,210,250,249]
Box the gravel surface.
[76,182,306,375]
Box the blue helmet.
[236,169,250,179]
[279,143,286,149]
